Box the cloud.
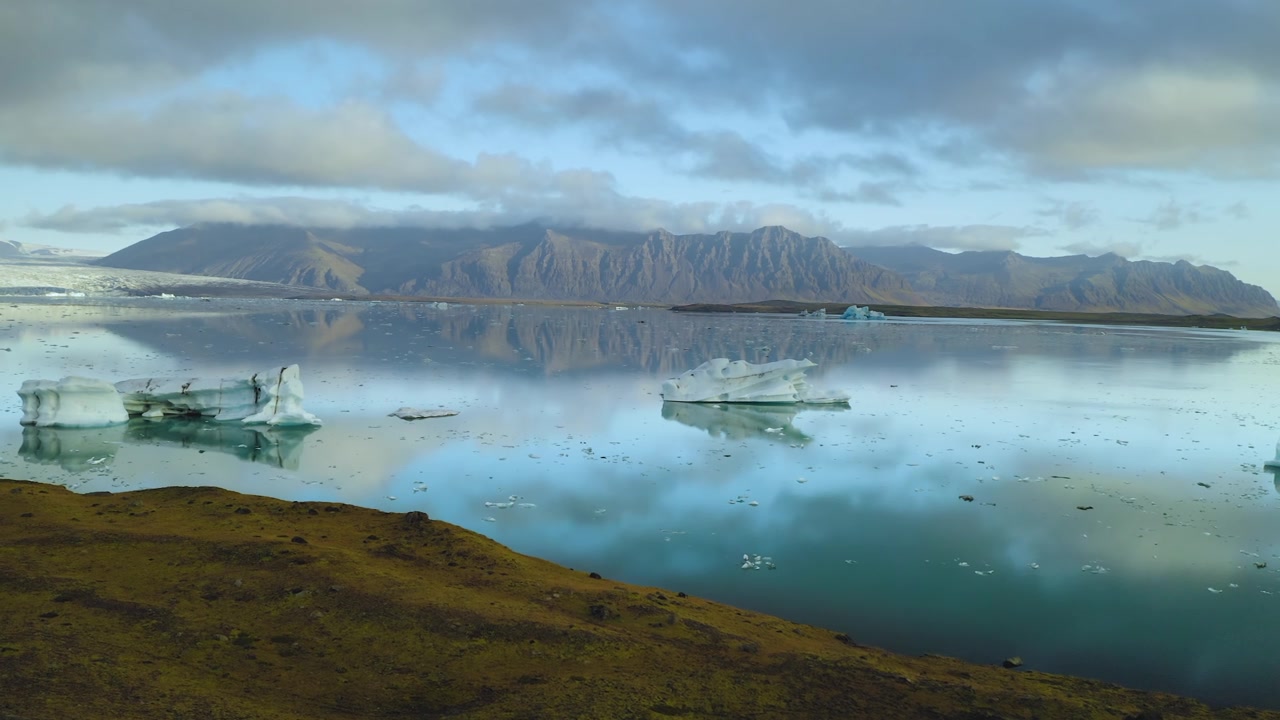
[1059,240,1143,259]
[1004,65,1280,177]
[838,224,1047,252]
[4,0,1280,216]
[1139,199,1207,231]
[815,182,903,206]
[473,84,914,191]
[1036,200,1098,230]
[1224,201,1250,220]
[21,195,846,241]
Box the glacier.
[17,365,321,428]
[660,358,849,404]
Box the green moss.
[1,478,1273,720]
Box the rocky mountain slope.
[96,224,921,305]
[846,245,1279,317]
[93,223,1277,314]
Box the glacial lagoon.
[3,297,1280,708]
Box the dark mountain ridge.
[97,224,921,305]
[846,244,1278,317]
[94,224,1277,315]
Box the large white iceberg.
[17,365,321,428]
[115,365,321,426]
[18,377,129,428]
[660,358,849,404]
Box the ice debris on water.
[741,554,776,570]
[661,358,848,404]
[389,407,460,420]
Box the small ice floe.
[748,500,759,507]
[484,501,513,509]
[796,477,808,484]
[389,407,460,420]
[974,570,993,576]
[1208,587,1223,594]
[517,502,537,509]
[1028,563,1040,570]
[1081,564,1109,575]
[957,561,970,567]
[593,508,607,515]
[386,495,397,501]
[660,358,848,404]
[482,516,497,523]
[741,554,776,570]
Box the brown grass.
[1,478,1273,720]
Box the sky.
[0,1,1277,296]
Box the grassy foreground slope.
[1,479,1273,720]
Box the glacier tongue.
[660,358,849,404]
[18,365,322,428]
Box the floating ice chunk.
[115,365,321,426]
[389,407,460,420]
[841,305,886,321]
[660,358,848,404]
[1265,437,1280,470]
[18,377,129,428]
[741,553,776,570]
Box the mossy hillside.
[1,479,1273,720]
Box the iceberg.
[842,305,886,321]
[1266,438,1280,470]
[115,365,321,426]
[389,407,460,420]
[17,364,322,428]
[660,358,849,404]
[18,377,129,428]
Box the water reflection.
[19,419,317,471]
[23,297,1264,379]
[661,401,847,445]
[5,298,1280,709]
[1267,438,1280,491]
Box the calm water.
[3,297,1280,708]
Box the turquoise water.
[3,297,1280,708]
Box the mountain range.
[93,224,1279,316]
[846,244,1278,317]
